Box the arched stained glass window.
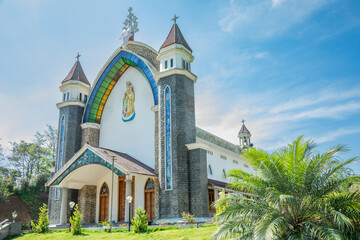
[100,183,109,195]
[165,86,172,190]
[145,178,155,190]
[58,115,65,171]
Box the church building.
[46,9,254,224]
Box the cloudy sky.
[0,0,359,172]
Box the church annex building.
[46,10,254,224]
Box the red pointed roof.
[160,23,192,52]
[238,123,251,135]
[62,60,90,85]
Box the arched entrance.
[144,178,155,221]
[99,182,109,222]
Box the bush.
[215,189,227,217]
[69,204,82,235]
[131,207,148,233]
[31,203,50,233]
[101,220,112,232]
[181,212,196,223]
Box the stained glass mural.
[145,178,155,190]
[165,86,172,190]
[55,115,65,199]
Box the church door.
[208,189,215,213]
[144,178,155,221]
[118,177,126,222]
[99,182,109,222]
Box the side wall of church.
[157,74,197,219]
[99,67,155,169]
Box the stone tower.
[48,55,91,224]
[156,20,209,220]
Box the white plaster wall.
[133,174,150,212]
[197,138,256,183]
[99,67,155,168]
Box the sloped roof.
[160,23,192,52]
[238,124,251,135]
[62,60,90,85]
[93,146,156,176]
[208,179,228,189]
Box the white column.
[59,187,68,225]
[124,176,133,222]
[214,189,219,202]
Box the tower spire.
[171,14,179,24]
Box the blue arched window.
[165,86,172,190]
[55,115,65,200]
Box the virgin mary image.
[122,81,135,122]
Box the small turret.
[157,15,194,75]
[238,120,252,148]
[60,53,91,103]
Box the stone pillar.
[124,176,133,222]
[78,185,97,223]
[189,148,209,218]
[81,123,101,147]
[59,187,68,225]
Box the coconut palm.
[214,136,360,240]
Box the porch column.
[214,189,219,202]
[124,175,133,222]
[59,187,68,225]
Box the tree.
[31,203,50,233]
[214,136,360,240]
[0,173,10,202]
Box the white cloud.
[218,0,330,37]
[314,127,360,144]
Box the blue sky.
[0,0,359,173]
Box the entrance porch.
[46,144,157,224]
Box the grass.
[7,224,217,240]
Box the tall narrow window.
[165,60,168,69]
[63,93,66,102]
[79,93,82,102]
[223,169,226,178]
[182,59,185,69]
[165,86,172,190]
[55,115,65,200]
[208,165,213,175]
[66,92,69,100]
[170,58,173,67]
[186,62,189,70]
[84,95,88,103]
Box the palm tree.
[214,136,360,240]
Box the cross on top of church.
[123,7,139,34]
[242,119,245,124]
[75,53,81,61]
[172,14,179,24]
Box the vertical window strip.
[165,86,172,190]
[55,115,65,200]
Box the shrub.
[131,207,148,233]
[69,204,82,235]
[101,220,112,232]
[31,203,50,233]
[215,189,227,218]
[181,212,196,223]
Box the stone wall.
[81,126,100,147]
[157,74,196,219]
[189,148,209,217]
[78,185,97,223]
[127,42,160,71]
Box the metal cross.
[242,119,245,124]
[171,14,179,24]
[75,53,81,61]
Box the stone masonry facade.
[78,185,97,223]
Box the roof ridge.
[160,23,192,52]
[62,60,90,85]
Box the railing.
[0,219,9,229]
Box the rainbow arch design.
[83,50,158,123]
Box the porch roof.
[45,144,156,187]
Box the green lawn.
[7,225,217,240]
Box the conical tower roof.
[160,23,192,53]
[62,60,90,85]
[238,122,251,135]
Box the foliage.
[181,212,196,223]
[69,204,82,235]
[131,207,148,233]
[0,173,10,202]
[101,220,112,232]
[214,136,360,240]
[31,203,50,233]
[215,189,227,217]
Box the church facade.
[46,11,254,224]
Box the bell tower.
[238,120,252,148]
[48,54,91,224]
[156,16,209,220]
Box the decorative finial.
[120,7,139,48]
[242,119,245,124]
[171,14,179,24]
[75,53,81,61]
